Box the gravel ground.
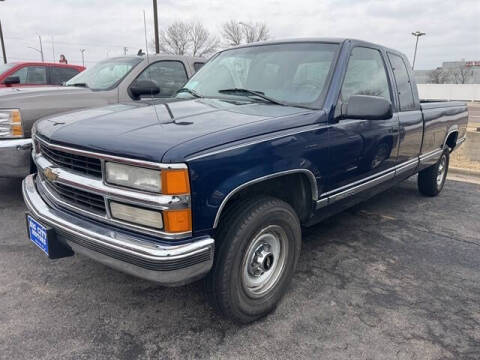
[1,176,479,360]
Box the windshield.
[179,42,339,108]
[0,63,16,76]
[66,57,142,90]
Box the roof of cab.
[225,37,402,56]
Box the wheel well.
[217,173,314,227]
[445,131,458,151]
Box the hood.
[0,85,90,101]
[36,98,320,163]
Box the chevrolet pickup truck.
[22,38,468,323]
[0,54,205,177]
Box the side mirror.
[129,79,160,100]
[3,76,20,85]
[345,95,392,120]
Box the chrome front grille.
[33,137,191,239]
[43,178,106,215]
[39,141,102,178]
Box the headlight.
[105,162,191,195]
[105,162,162,193]
[0,109,23,138]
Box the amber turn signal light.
[161,169,190,195]
[163,209,192,233]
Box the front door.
[325,46,400,194]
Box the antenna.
[143,10,149,64]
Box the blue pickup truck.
[23,38,468,323]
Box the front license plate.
[27,215,49,256]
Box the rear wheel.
[206,196,301,323]
[418,149,449,196]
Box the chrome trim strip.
[329,171,394,204]
[419,148,443,164]
[35,135,187,170]
[212,169,319,228]
[186,124,323,162]
[395,158,419,175]
[315,157,420,208]
[322,166,394,198]
[23,175,214,285]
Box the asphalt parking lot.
[1,175,480,360]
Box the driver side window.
[137,61,188,97]
[340,47,391,103]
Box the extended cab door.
[325,46,400,193]
[386,52,423,166]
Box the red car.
[0,62,85,87]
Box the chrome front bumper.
[0,138,32,177]
[22,174,215,286]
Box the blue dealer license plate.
[27,215,49,256]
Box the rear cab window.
[387,53,416,111]
[50,67,80,85]
[193,62,205,72]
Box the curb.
[449,166,480,178]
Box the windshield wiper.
[67,82,88,88]
[218,88,287,106]
[176,87,201,98]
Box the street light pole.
[80,49,85,67]
[37,34,44,62]
[0,0,7,64]
[153,0,159,54]
[0,20,6,64]
[411,31,426,70]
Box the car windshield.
[178,42,339,108]
[0,63,16,76]
[66,57,142,90]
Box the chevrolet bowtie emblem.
[43,167,59,182]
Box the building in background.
[414,60,480,84]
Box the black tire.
[206,196,301,323]
[418,149,449,197]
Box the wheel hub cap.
[242,225,288,298]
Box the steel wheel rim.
[437,154,447,188]
[241,225,288,298]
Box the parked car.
[0,62,85,87]
[23,38,468,323]
[0,54,206,177]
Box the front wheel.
[206,196,301,323]
[418,149,449,196]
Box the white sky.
[1,0,479,70]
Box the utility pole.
[51,36,55,62]
[38,34,44,62]
[411,31,426,70]
[0,20,6,63]
[153,0,159,53]
[0,1,5,64]
[123,46,128,55]
[80,48,85,67]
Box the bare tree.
[222,20,243,46]
[221,20,270,46]
[450,65,474,84]
[428,68,447,84]
[157,21,218,57]
[190,22,219,57]
[242,22,270,43]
